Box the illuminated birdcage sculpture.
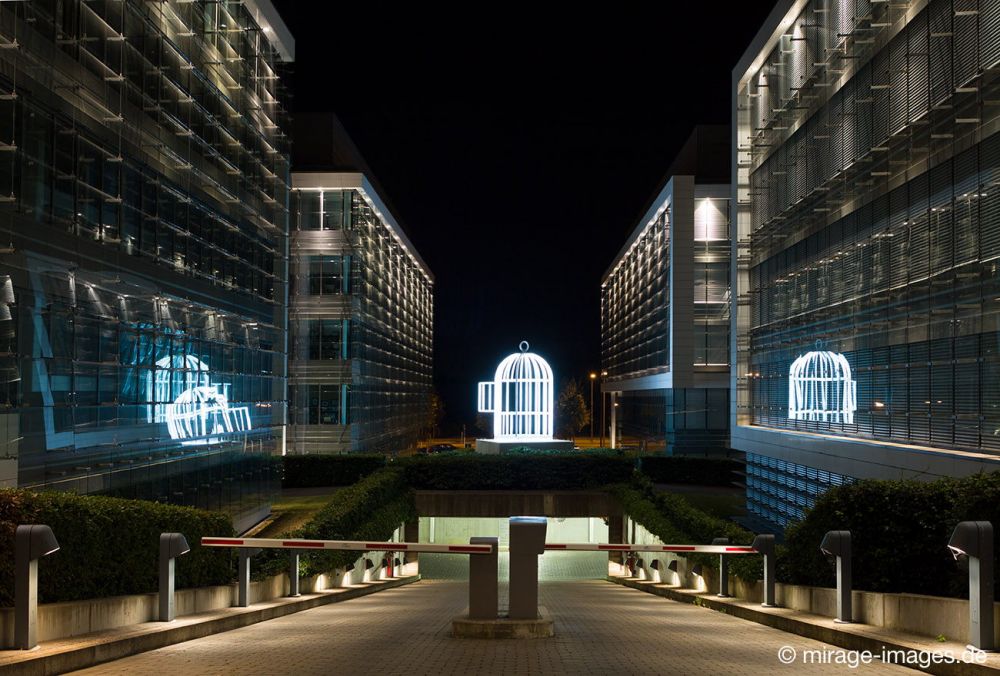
[165,385,252,445]
[788,350,857,424]
[478,341,554,440]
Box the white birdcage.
[478,341,554,440]
[788,350,857,424]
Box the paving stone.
[72,580,910,675]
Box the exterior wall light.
[15,525,60,649]
[159,533,190,622]
[690,564,704,577]
[948,521,994,650]
[713,537,732,597]
[819,530,852,623]
[667,559,679,572]
[752,534,777,607]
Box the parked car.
[419,443,458,455]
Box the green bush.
[255,467,416,579]
[781,473,1000,599]
[0,489,233,606]
[639,456,741,486]
[609,477,760,581]
[401,454,635,490]
[282,454,387,488]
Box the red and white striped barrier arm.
[201,537,495,554]
[544,543,757,554]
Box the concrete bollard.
[14,525,60,650]
[509,516,547,620]
[237,548,262,608]
[468,536,499,619]
[159,533,190,621]
[752,534,776,607]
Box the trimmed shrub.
[0,489,233,606]
[639,456,741,486]
[609,478,760,581]
[781,473,1000,599]
[282,454,387,488]
[255,467,417,578]
[401,454,635,490]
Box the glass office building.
[0,0,293,532]
[602,127,731,454]
[288,172,433,455]
[733,0,1000,529]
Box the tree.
[556,379,590,439]
[475,412,493,438]
[423,391,445,439]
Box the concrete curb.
[608,576,1000,676]
[0,575,420,676]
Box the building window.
[307,255,347,295]
[306,319,346,360]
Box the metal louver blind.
[953,0,980,88]
[929,0,954,107]
[981,0,1000,69]
[908,12,930,122]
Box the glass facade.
[733,0,1000,530]
[736,0,1000,453]
[601,176,732,454]
[0,0,291,531]
[745,453,854,529]
[288,181,433,455]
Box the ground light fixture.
[690,564,704,577]
[948,521,994,651]
[15,524,60,649]
[667,559,679,571]
[345,563,356,572]
[712,537,731,597]
[158,532,191,622]
[752,534,777,607]
[819,530,852,623]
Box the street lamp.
[589,373,597,441]
[600,370,608,448]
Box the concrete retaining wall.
[628,517,992,644]
[0,525,413,648]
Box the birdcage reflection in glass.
[478,341,554,440]
[788,350,857,424]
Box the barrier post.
[509,516,547,620]
[159,533,190,621]
[14,525,60,650]
[289,552,300,597]
[752,534,776,607]
[468,536,498,619]
[712,537,731,597]
[238,548,262,607]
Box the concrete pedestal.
[475,439,574,454]
[451,606,554,639]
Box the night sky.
[271,3,776,431]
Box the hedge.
[639,456,741,486]
[255,467,416,579]
[781,473,1000,600]
[609,477,761,581]
[282,454,387,488]
[0,489,233,606]
[401,454,635,490]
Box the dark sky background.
[271,3,775,432]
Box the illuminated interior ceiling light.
[477,341,554,441]
[788,349,857,424]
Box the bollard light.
[712,537,731,597]
[15,525,60,649]
[820,530,852,623]
[948,521,994,651]
[158,533,190,622]
[508,516,547,620]
[752,534,777,607]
